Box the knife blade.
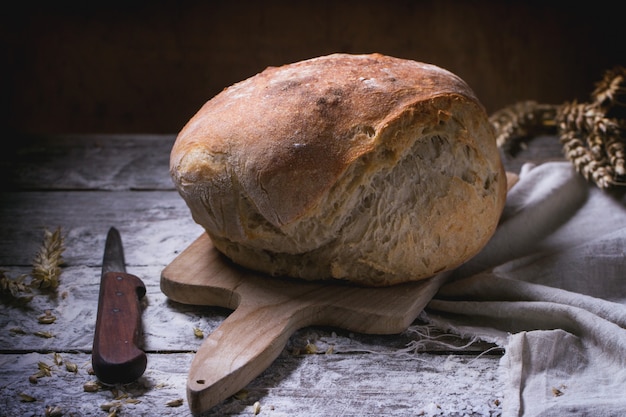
[92,227,147,384]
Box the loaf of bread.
[170,53,506,286]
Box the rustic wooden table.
[0,133,564,417]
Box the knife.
[92,227,147,384]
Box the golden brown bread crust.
[171,53,507,286]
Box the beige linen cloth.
[423,161,626,417]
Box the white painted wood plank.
[0,263,497,353]
[0,190,203,266]
[2,134,177,191]
[0,351,502,417]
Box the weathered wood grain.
[2,134,177,191]
[0,351,502,417]
[0,190,203,266]
[3,133,566,416]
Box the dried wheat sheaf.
[490,66,626,189]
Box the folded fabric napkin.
[423,161,626,417]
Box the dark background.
[3,0,624,135]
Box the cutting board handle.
[187,298,312,415]
[161,232,459,415]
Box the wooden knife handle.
[92,271,147,384]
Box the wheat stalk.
[490,66,626,189]
[591,66,626,108]
[0,270,33,304]
[489,100,558,152]
[30,227,66,291]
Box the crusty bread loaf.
[170,53,507,286]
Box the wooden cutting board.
[160,174,517,415]
[160,233,449,415]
